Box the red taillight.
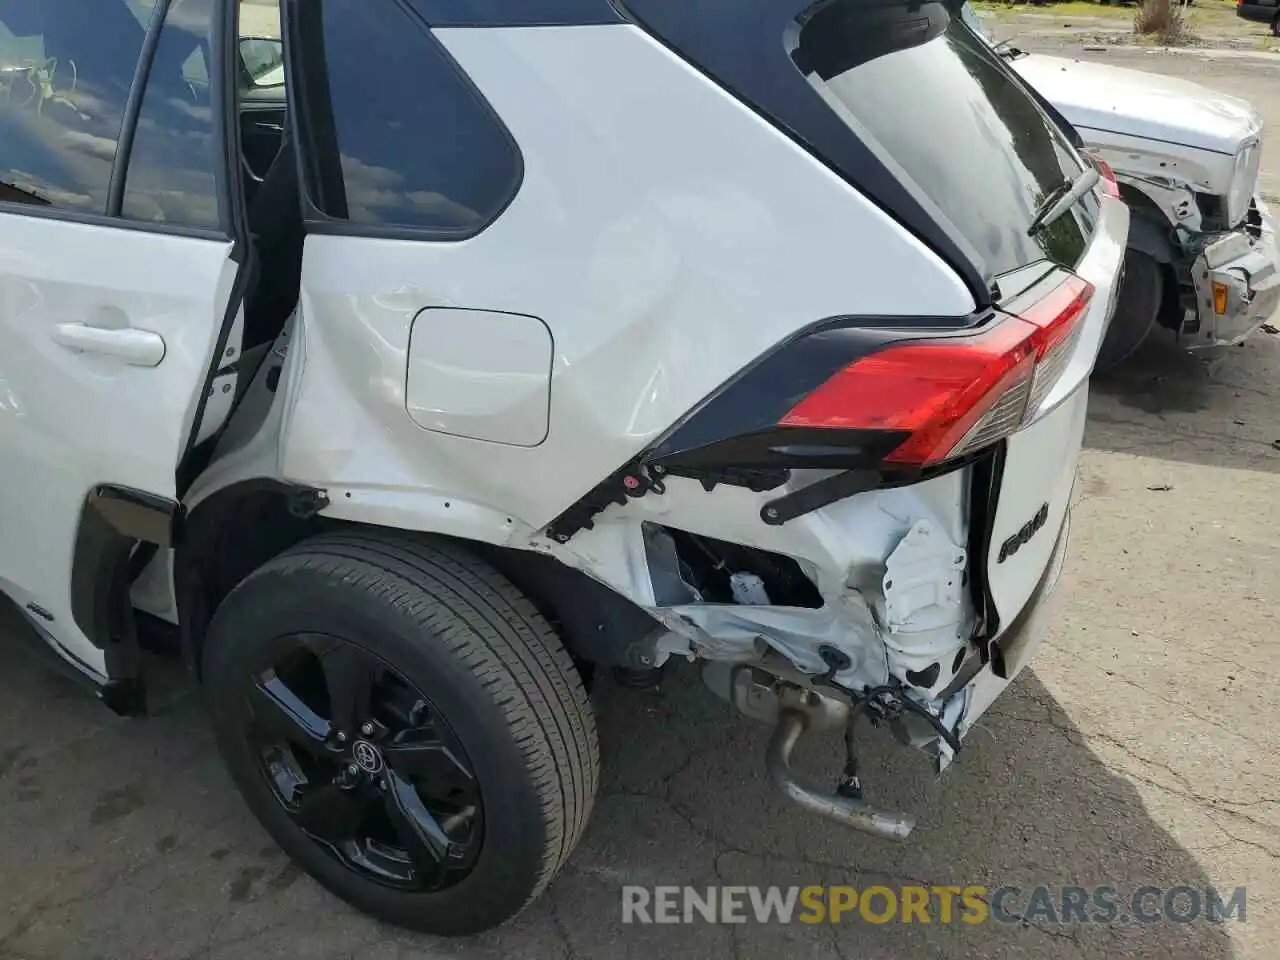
[779,276,1094,467]
[1094,157,1120,199]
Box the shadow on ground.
[1086,326,1280,475]
[0,606,1239,960]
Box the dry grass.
[1133,0,1192,42]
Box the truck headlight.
[1227,140,1261,228]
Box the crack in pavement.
[1101,671,1269,751]
[548,893,584,960]
[605,721,944,897]
[982,708,1279,839]
[1087,413,1280,453]
[1202,812,1280,862]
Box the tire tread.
[223,530,598,923]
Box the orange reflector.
[1213,282,1229,316]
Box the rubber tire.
[202,531,599,935]
[1096,248,1162,372]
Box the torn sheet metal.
[881,519,973,696]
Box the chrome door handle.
[52,323,166,367]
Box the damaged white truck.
[0,0,1125,937]
[965,3,1280,367]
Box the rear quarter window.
[294,0,521,236]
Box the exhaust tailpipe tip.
[766,710,915,842]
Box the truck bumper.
[1184,197,1280,350]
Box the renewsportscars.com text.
[621,885,1246,926]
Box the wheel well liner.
[176,480,326,675]
[476,546,663,668]
[1119,184,1178,265]
[177,481,661,675]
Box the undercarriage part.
[643,523,823,609]
[611,665,667,690]
[707,663,851,730]
[852,685,963,757]
[708,666,928,838]
[98,677,148,717]
[767,707,915,841]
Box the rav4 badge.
[998,502,1050,564]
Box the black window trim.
[283,0,525,243]
[176,0,255,489]
[107,0,170,216]
[0,0,237,242]
[408,0,622,27]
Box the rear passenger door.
[0,0,247,685]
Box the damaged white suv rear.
[0,0,1126,937]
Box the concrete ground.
[3,36,1280,960]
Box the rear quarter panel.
[277,24,974,536]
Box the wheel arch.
[68,485,182,714]
[1118,183,1179,265]
[1117,182,1187,331]
[176,479,661,678]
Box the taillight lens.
[1024,274,1092,411]
[1094,157,1120,199]
[780,276,1094,467]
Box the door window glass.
[121,0,222,229]
[0,0,152,212]
[298,0,520,234]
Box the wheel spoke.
[382,726,475,796]
[307,637,377,735]
[247,633,485,892]
[250,671,332,754]
[293,781,365,843]
[384,770,456,883]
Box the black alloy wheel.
[203,532,599,934]
[247,632,482,890]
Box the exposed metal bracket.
[545,464,665,543]
[286,486,330,519]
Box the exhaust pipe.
[766,709,915,841]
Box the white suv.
[0,0,1126,935]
